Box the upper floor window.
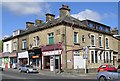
[99,37,102,47]
[33,36,40,46]
[74,32,78,43]
[48,33,54,44]
[99,26,103,31]
[82,35,85,43]
[6,44,9,52]
[106,38,109,49]
[13,42,17,50]
[89,23,94,29]
[22,39,27,49]
[91,35,95,46]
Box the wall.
[3,40,12,53]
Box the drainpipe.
[65,25,67,69]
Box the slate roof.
[2,15,113,42]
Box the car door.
[111,71,119,80]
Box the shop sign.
[43,50,62,56]
[32,56,39,58]
[18,51,28,58]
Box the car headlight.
[29,69,33,71]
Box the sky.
[1,2,119,39]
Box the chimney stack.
[59,4,70,17]
[35,20,43,26]
[46,13,55,22]
[26,22,34,29]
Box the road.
[0,69,97,81]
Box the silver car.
[19,65,39,73]
[97,71,120,81]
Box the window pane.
[91,51,94,63]
[74,32,78,43]
[91,35,94,46]
[99,37,102,47]
[82,35,85,43]
[106,38,108,48]
[95,51,98,63]
[48,33,54,44]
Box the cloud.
[71,9,101,21]
[2,2,50,16]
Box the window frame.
[91,35,95,46]
[74,32,78,43]
[22,39,27,49]
[48,32,54,44]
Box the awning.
[42,43,62,51]
[9,52,17,57]
[2,52,10,57]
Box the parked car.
[97,70,120,81]
[19,65,39,73]
[0,65,3,71]
[98,65,117,72]
[117,65,120,72]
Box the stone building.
[2,5,120,73]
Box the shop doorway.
[44,56,50,69]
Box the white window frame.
[22,39,27,49]
[99,36,102,47]
[90,50,98,63]
[82,35,85,43]
[74,32,79,43]
[6,44,9,52]
[105,37,109,49]
[90,34,95,46]
[13,42,17,50]
[48,32,54,44]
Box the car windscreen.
[26,65,33,68]
[108,65,115,68]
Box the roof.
[2,15,113,42]
[81,19,110,28]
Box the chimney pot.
[59,4,70,17]
[26,22,34,29]
[35,20,43,26]
[45,13,55,22]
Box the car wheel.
[19,69,21,73]
[99,76,107,81]
[26,70,29,73]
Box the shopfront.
[17,51,29,65]
[9,52,17,68]
[2,52,10,68]
[28,48,42,69]
[42,43,62,71]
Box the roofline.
[81,19,110,28]
[2,17,113,42]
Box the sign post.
[83,46,88,74]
